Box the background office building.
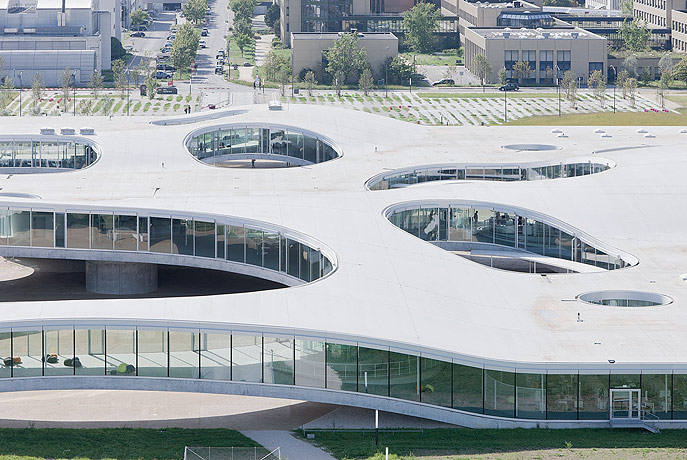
[464,27,607,83]
[0,0,120,85]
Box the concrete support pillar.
[85,261,158,295]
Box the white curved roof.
[2,105,687,371]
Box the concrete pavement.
[242,431,338,460]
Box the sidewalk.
[241,431,337,460]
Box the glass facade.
[0,138,97,170]
[369,161,613,191]
[389,204,629,271]
[187,125,340,166]
[0,207,334,284]
[0,326,684,421]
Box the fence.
[184,446,281,460]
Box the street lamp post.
[18,71,22,117]
[504,83,507,123]
[556,65,561,117]
[126,71,131,116]
[385,46,389,98]
[72,72,77,116]
[609,65,617,114]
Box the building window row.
[1,327,686,421]
[0,139,97,169]
[0,209,334,283]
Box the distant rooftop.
[472,26,604,39]
[291,32,398,40]
[467,0,539,8]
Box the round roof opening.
[502,144,559,151]
[577,290,672,307]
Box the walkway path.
[241,431,337,460]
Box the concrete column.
[85,261,158,295]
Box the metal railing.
[185,446,281,460]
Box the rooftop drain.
[502,144,559,151]
[367,158,615,190]
[577,291,672,307]
[186,123,341,168]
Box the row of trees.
[182,0,208,25]
[230,0,257,57]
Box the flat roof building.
[464,26,607,84]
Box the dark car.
[157,64,176,71]
[214,66,224,74]
[131,24,147,31]
[499,82,520,91]
[157,86,178,94]
[130,31,145,37]
[432,78,454,86]
[155,70,173,79]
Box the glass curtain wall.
[3,328,687,421]
[188,127,340,165]
[0,139,97,170]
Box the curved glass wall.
[387,203,634,272]
[367,160,614,190]
[0,138,98,171]
[186,124,341,167]
[0,206,335,284]
[0,324,681,421]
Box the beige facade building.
[455,0,541,40]
[290,31,398,78]
[671,8,687,51]
[464,27,607,84]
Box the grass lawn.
[664,94,687,107]
[299,428,687,460]
[505,111,687,126]
[0,428,258,460]
[400,50,463,66]
[228,38,255,66]
[418,92,558,99]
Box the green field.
[0,428,258,460]
[505,111,687,126]
[299,428,687,460]
[418,92,559,99]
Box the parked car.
[161,45,172,53]
[156,53,170,62]
[432,78,454,86]
[157,64,176,71]
[167,34,175,40]
[201,28,208,36]
[208,104,217,109]
[157,85,178,94]
[216,58,225,66]
[216,50,225,58]
[198,39,207,48]
[131,24,147,31]
[155,70,173,79]
[499,82,520,91]
[215,66,224,74]
[243,62,251,67]
[130,31,145,37]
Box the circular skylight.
[577,291,672,307]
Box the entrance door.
[610,389,641,420]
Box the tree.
[512,60,531,85]
[171,23,200,76]
[261,49,290,82]
[588,69,606,108]
[359,67,374,95]
[616,69,629,97]
[111,37,127,61]
[304,70,317,96]
[658,53,674,75]
[60,67,72,113]
[144,71,158,99]
[619,0,633,15]
[624,77,637,106]
[472,54,492,90]
[264,2,280,29]
[325,32,367,96]
[386,55,413,85]
[657,69,671,108]
[89,71,104,98]
[0,76,14,114]
[236,33,252,57]
[112,60,127,96]
[230,0,257,20]
[78,99,92,116]
[131,58,147,86]
[182,0,208,25]
[31,72,45,111]
[497,67,507,85]
[402,1,440,54]
[622,55,638,78]
[619,19,650,52]
[130,8,150,26]
[561,70,577,108]
[673,57,687,87]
